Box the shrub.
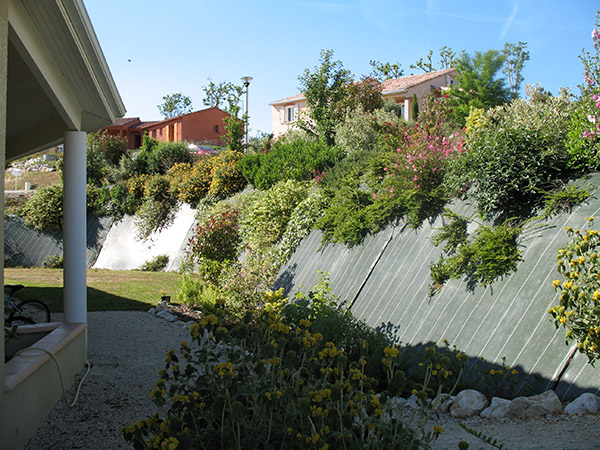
[21,185,64,231]
[208,150,246,199]
[430,219,523,292]
[138,139,194,175]
[122,299,443,449]
[134,175,179,240]
[86,132,128,185]
[43,254,63,268]
[549,217,600,364]
[567,11,600,170]
[541,182,592,218]
[446,92,575,219]
[140,254,169,272]
[239,136,343,190]
[218,250,281,310]
[187,211,241,264]
[567,95,600,170]
[176,273,226,313]
[169,160,214,205]
[240,180,309,250]
[274,189,327,266]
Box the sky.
[84,1,599,137]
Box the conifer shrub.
[239,135,343,190]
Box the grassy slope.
[4,268,180,313]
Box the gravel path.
[25,311,600,450]
[26,311,190,449]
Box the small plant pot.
[161,296,171,303]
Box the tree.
[410,46,456,73]
[502,42,530,99]
[298,49,354,145]
[446,49,511,125]
[369,60,404,80]
[202,79,244,114]
[157,93,192,119]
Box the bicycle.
[4,284,51,326]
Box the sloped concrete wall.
[4,214,112,268]
[275,174,600,400]
[92,203,197,271]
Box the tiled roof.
[380,68,456,93]
[135,121,161,129]
[112,117,140,127]
[269,93,305,106]
[270,68,456,105]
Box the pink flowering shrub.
[381,130,464,193]
[567,11,600,170]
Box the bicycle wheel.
[6,313,35,327]
[15,300,51,324]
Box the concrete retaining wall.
[275,174,600,400]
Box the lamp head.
[241,76,253,87]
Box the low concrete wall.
[275,174,600,400]
[0,322,86,449]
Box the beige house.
[269,68,456,137]
[1,0,125,448]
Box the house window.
[213,125,219,133]
[286,106,297,123]
[152,130,157,138]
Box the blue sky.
[84,1,599,137]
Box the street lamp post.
[241,76,252,149]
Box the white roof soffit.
[8,0,125,133]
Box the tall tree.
[298,49,354,145]
[410,46,456,73]
[202,79,244,114]
[369,60,404,80]
[502,42,530,99]
[447,49,511,125]
[157,92,192,119]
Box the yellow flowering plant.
[123,282,446,449]
[549,217,600,364]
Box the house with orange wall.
[102,107,231,149]
[270,68,457,137]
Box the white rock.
[508,390,563,419]
[481,397,511,418]
[156,302,167,312]
[450,389,489,418]
[156,310,176,322]
[147,307,156,315]
[403,394,420,409]
[564,393,600,415]
[435,394,455,414]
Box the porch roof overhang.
[6,0,125,162]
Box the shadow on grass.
[16,286,152,313]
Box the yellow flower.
[299,319,312,328]
[433,425,445,434]
[593,291,600,301]
[552,280,562,288]
[384,346,400,358]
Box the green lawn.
[4,268,180,313]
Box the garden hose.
[13,346,91,409]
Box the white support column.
[404,98,411,122]
[63,131,87,323]
[0,0,8,375]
